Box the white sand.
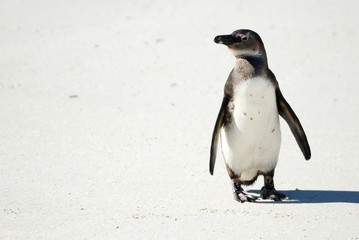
[1,0,359,239]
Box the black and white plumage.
[209,29,311,202]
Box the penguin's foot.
[232,180,258,203]
[234,190,258,203]
[260,187,287,201]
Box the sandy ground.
[1,0,359,239]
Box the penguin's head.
[214,29,266,59]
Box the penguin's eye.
[241,36,249,42]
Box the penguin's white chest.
[221,77,281,181]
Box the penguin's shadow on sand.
[248,190,359,204]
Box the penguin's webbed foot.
[232,180,258,203]
[234,191,258,203]
[260,187,287,201]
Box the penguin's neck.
[235,55,268,78]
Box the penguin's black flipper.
[275,88,311,160]
[210,96,230,175]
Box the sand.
[1,0,359,239]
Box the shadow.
[247,189,359,204]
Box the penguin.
[209,29,311,202]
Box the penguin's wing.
[276,88,311,160]
[209,96,230,175]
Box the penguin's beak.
[214,34,236,45]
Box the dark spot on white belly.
[272,128,275,133]
[243,112,247,116]
[250,117,253,120]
